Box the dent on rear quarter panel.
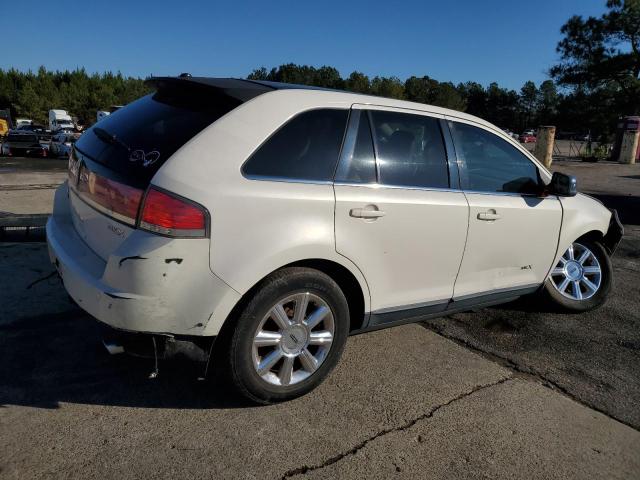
[102,232,240,335]
[150,91,361,283]
[553,194,611,266]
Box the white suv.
[47,76,623,403]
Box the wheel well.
[576,230,604,244]
[285,259,367,332]
[216,259,368,339]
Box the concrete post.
[534,126,556,169]
[618,129,639,164]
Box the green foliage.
[0,67,150,126]
[0,56,627,138]
[551,0,640,136]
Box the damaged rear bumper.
[102,330,213,362]
[46,183,241,336]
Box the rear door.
[334,106,469,325]
[447,119,562,300]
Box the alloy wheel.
[549,242,602,301]
[252,292,334,386]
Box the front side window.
[243,109,349,182]
[369,110,449,189]
[449,121,541,194]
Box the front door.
[334,107,469,323]
[447,119,562,300]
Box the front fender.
[551,194,613,269]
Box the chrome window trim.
[461,189,544,198]
[333,180,461,194]
[242,174,333,186]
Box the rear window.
[7,134,37,143]
[74,88,237,188]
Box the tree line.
[1,1,638,140]
[0,65,602,138]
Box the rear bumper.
[46,182,241,336]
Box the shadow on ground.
[0,309,254,410]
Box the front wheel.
[544,238,612,312]
[219,267,350,404]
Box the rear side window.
[369,110,449,189]
[335,110,377,184]
[449,121,540,194]
[243,109,349,182]
[75,89,235,188]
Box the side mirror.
[549,172,577,197]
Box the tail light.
[76,165,143,226]
[140,188,207,237]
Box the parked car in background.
[519,132,537,143]
[502,128,515,138]
[15,118,33,128]
[15,123,48,134]
[1,132,47,157]
[47,76,623,404]
[50,132,79,157]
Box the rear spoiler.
[145,76,275,106]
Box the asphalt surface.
[0,157,67,216]
[0,156,639,479]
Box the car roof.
[146,76,498,131]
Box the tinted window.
[369,110,449,189]
[75,89,237,188]
[243,109,348,182]
[335,110,376,184]
[450,122,540,194]
[7,134,38,143]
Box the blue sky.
[3,0,607,90]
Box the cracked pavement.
[1,159,639,479]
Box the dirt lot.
[0,157,639,479]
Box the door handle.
[350,207,386,219]
[477,210,501,221]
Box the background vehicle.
[519,132,536,143]
[15,118,32,128]
[49,132,79,157]
[48,109,74,132]
[46,77,622,404]
[96,105,123,123]
[1,132,47,157]
[0,109,12,137]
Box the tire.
[218,267,350,404]
[543,238,612,312]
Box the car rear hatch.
[6,134,40,154]
[67,76,274,260]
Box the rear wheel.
[544,239,612,312]
[219,267,349,404]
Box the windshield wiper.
[93,127,131,152]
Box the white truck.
[49,110,74,132]
[96,105,123,123]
